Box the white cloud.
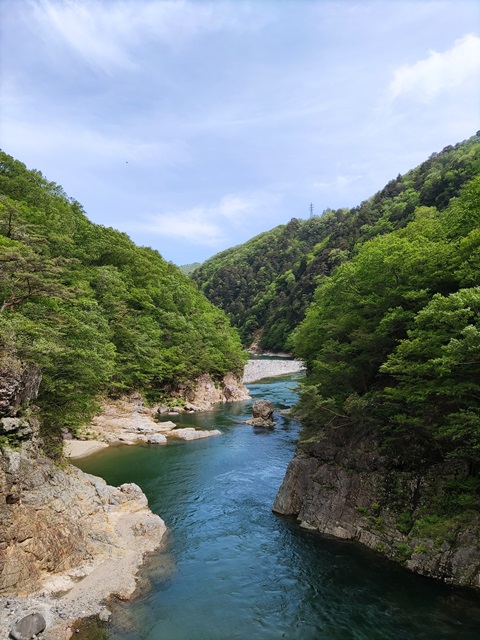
[28,0,270,73]
[389,34,480,103]
[144,209,226,246]
[134,192,280,246]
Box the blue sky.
[1,0,479,265]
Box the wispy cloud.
[389,34,480,103]
[28,0,270,73]
[133,192,280,246]
[144,211,225,246]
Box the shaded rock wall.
[0,352,41,419]
[273,427,480,589]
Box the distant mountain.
[193,134,480,351]
[178,262,201,275]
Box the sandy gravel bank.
[243,358,305,383]
[64,440,109,458]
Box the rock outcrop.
[0,440,165,596]
[66,390,228,457]
[0,353,166,639]
[170,372,250,409]
[69,373,249,455]
[273,426,480,589]
[0,352,41,419]
[0,438,166,638]
[246,399,276,427]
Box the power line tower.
[309,202,314,218]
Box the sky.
[1,1,479,266]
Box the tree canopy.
[193,135,480,351]
[0,151,246,452]
[294,171,480,470]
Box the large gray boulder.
[10,612,46,640]
[246,399,276,427]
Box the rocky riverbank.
[273,426,480,589]
[64,396,221,459]
[64,372,249,458]
[65,363,306,457]
[0,357,249,639]
[2,359,306,638]
[0,440,166,640]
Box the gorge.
[1,135,480,638]
[75,371,480,639]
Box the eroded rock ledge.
[65,372,249,457]
[0,438,166,639]
[0,351,167,639]
[174,371,250,408]
[273,427,480,589]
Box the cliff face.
[0,354,42,419]
[273,427,480,589]
[0,353,166,638]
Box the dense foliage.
[193,135,480,351]
[0,152,246,452]
[294,163,480,473]
[193,217,335,349]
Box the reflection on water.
[76,371,480,639]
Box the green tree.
[381,288,480,464]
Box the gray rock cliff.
[166,372,250,409]
[273,426,480,589]
[0,353,41,420]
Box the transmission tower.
[309,202,314,218]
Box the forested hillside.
[193,134,480,351]
[295,170,480,468]
[260,135,480,576]
[0,152,246,454]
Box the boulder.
[156,405,170,415]
[147,433,167,445]
[184,403,201,412]
[246,399,276,427]
[10,612,46,640]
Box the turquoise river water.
[76,371,480,640]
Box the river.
[76,371,480,639]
